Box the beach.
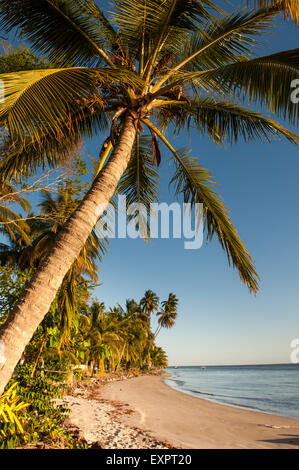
[63,372,299,449]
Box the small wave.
[188,391,264,412]
[173,379,186,387]
[213,393,270,402]
[167,378,186,387]
[188,389,214,397]
[218,399,265,413]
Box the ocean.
[165,364,299,420]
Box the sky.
[2,1,299,366]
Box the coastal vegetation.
[0,0,298,448]
[0,251,175,447]
[0,149,174,448]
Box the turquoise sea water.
[165,364,299,419]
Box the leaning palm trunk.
[0,115,136,394]
[154,325,162,338]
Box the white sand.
[60,378,171,449]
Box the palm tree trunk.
[115,342,126,372]
[0,114,136,395]
[30,336,45,378]
[154,324,162,338]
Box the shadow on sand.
[259,434,299,447]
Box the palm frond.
[0,0,115,66]
[0,181,31,243]
[111,0,216,63]
[77,226,108,278]
[178,6,281,71]
[0,107,110,181]
[142,0,218,82]
[80,0,120,50]
[170,149,259,293]
[0,67,141,146]
[0,206,31,243]
[143,118,259,293]
[152,4,283,90]
[0,67,103,144]
[250,0,299,24]
[156,97,299,144]
[197,49,299,125]
[0,182,31,212]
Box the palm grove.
[0,0,298,395]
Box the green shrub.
[0,364,86,448]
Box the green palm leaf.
[0,107,110,180]
[0,67,142,145]
[197,49,299,125]
[169,149,259,293]
[152,5,283,91]
[0,206,31,243]
[157,97,299,144]
[250,0,299,24]
[0,182,31,243]
[143,119,259,293]
[0,0,115,66]
[0,67,103,143]
[111,0,216,65]
[177,6,280,71]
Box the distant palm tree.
[155,293,178,337]
[114,296,151,370]
[0,0,299,393]
[140,290,159,325]
[0,182,107,340]
[151,346,168,368]
[123,321,150,370]
[89,300,106,327]
[79,301,122,371]
[125,299,141,316]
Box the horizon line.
[167,362,296,368]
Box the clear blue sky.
[4,1,299,365]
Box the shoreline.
[163,374,296,421]
[63,372,299,449]
[99,373,299,448]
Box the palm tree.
[80,301,124,372]
[140,290,159,325]
[155,293,178,337]
[0,182,107,342]
[114,297,150,370]
[0,0,298,393]
[151,346,168,368]
[121,320,150,370]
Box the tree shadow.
[260,434,299,447]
